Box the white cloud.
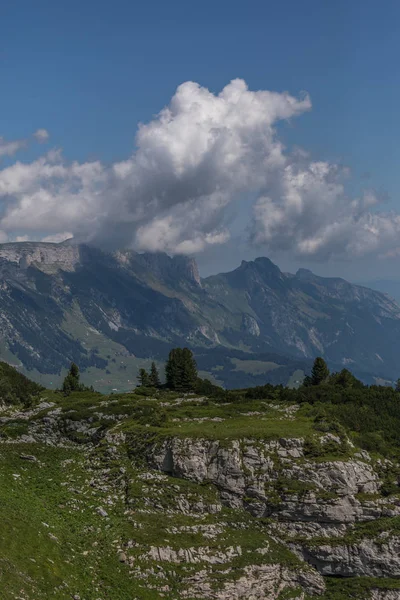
[0,78,399,262]
[33,129,50,143]
[0,79,310,254]
[250,159,400,260]
[0,137,26,158]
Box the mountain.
[0,241,398,389]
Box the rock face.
[371,592,400,600]
[181,563,324,599]
[148,436,379,511]
[144,434,400,584]
[0,241,80,271]
[297,537,400,577]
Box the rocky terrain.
[1,385,400,599]
[0,241,398,390]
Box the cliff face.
[144,433,400,584]
[0,241,81,271]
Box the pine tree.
[396,378,400,393]
[165,348,180,390]
[180,348,197,391]
[165,347,197,392]
[149,362,161,388]
[310,357,330,386]
[137,368,151,387]
[70,363,79,379]
[62,363,82,395]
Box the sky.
[1,0,400,280]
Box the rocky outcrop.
[143,433,400,586]
[241,314,261,336]
[371,591,400,600]
[147,436,380,512]
[296,537,400,577]
[182,563,324,599]
[0,241,80,271]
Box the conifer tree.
[310,357,330,386]
[138,368,151,387]
[165,348,180,390]
[149,362,161,388]
[62,362,82,395]
[165,347,197,392]
[180,348,197,391]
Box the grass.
[0,442,310,598]
[41,388,318,443]
[0,443,140,599]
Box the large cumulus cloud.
[0,79,398,260]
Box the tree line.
[62,346,199,395]
[137,347,198,392]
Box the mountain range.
[0,241,398,390]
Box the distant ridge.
[0,241,397,387]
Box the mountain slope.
[1,375,400,599]
[0,241,398,388]
[202,258,400,379]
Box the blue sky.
[1,0,400,279]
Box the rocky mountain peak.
[172,255,201,287]
[295,267,315,280]
[0,242,81,271]
[228,256,283,288]
[132,252,202,287]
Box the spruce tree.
[310,357,330,386]
[149,362,161,388]
[165,348,180,390]
[180,348,197,391]
[62,363,82,395]
[165,347,197,392]
[138,368,151,387]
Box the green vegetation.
[61,362,94,396]
[150,361,161,387]
[1,357,400,598]
[0,361,43,407]
[137,367,151,387]
[137,362,161,389]
[165,347,197,391]
[309,356,330,386]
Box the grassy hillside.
[0,363,399,598]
